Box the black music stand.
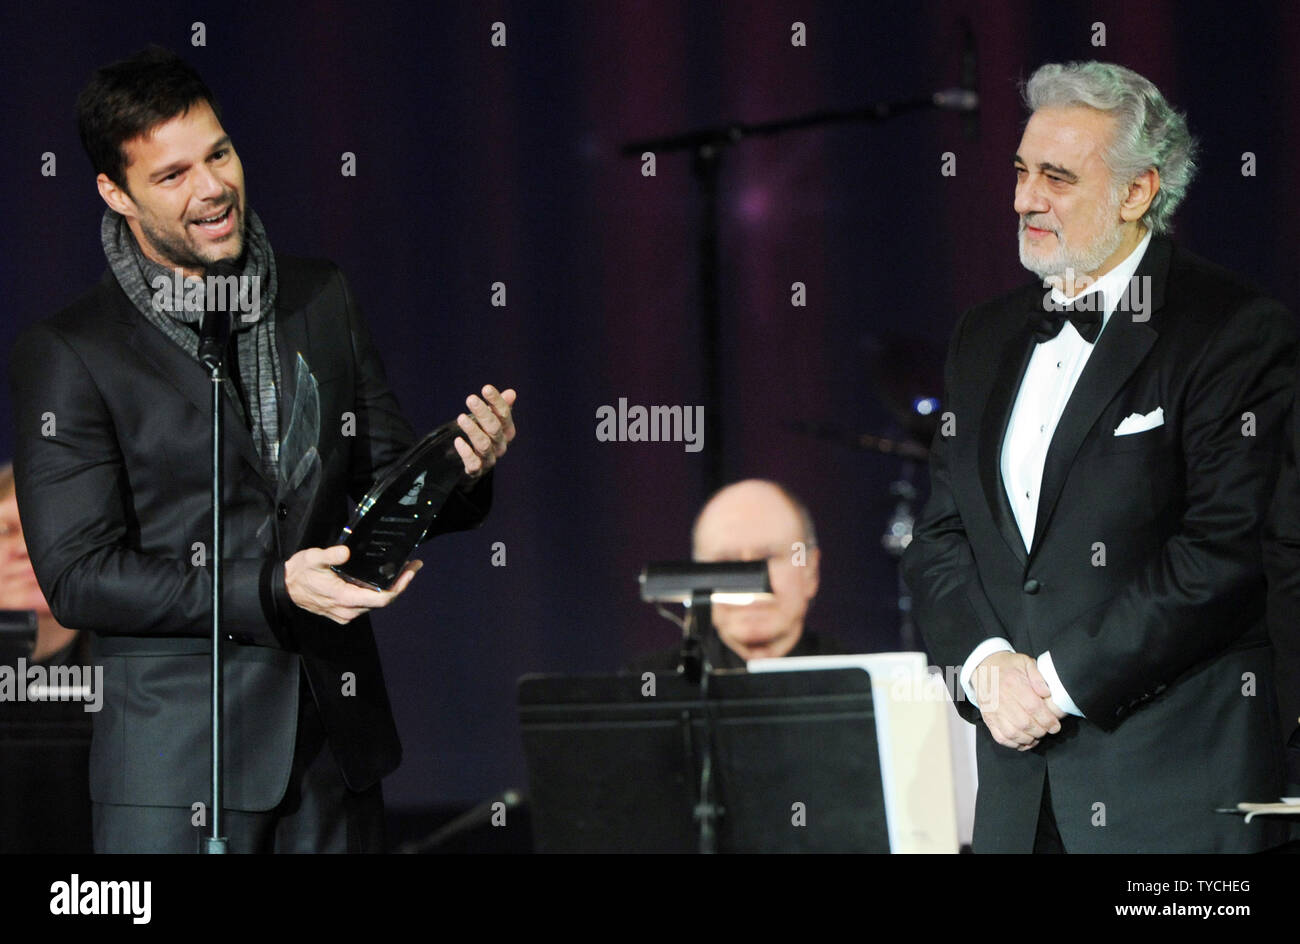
[518,668,888,853]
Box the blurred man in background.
[633,479,842,671]
[0,463,81,664]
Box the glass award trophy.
[332,422,468,591]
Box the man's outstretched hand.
[971,650,1066,751]
[455,385,517,479]
[285,545,421,625]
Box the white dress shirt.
[960,230,1153,717]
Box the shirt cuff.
[960,637,1015,709]
[1036,650,1085,717]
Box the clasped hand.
[971,651,1066,751]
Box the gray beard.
[1018,197,1126,282]
[1020,226,1124,281]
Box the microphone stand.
[395,789,525,854]
[197,263,236,854]
[681,590,720,854]
[622,87,975,499]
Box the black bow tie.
[1030,293,1104,344]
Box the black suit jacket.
[902,236,1295,852]
[10,257,490,810]
[1263,358,1300,803]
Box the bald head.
[692,480,816,558]
[691,479,820,661]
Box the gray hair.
[1023,61,1198,234]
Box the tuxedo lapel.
[1029,237,1170,560]
[977,307,1037,568]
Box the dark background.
[3,0,1298,824]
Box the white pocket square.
[1114,406,1164,436]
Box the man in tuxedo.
[902,61,1294,852]
[9,47,517,852]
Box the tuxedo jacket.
[902,236,1295,853]
[10,257,490,811]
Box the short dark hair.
[76,45,222,192]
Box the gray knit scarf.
[101,208,281,481]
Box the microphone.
[932,88,978,112]
[197,259,240,371]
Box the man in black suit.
[902,61,1294,852]
[9,47,517,852]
